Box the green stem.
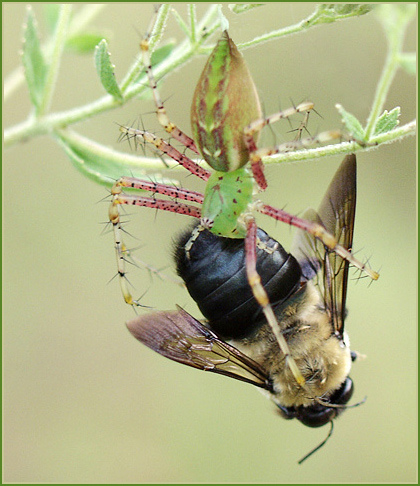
[4,94,119,148]
[188,4,197,44]
[364,49,398,139]
[262,120,416,166]
[222,4,371,52]
[4,4,223,150]
[365,5,415,138]
[56,128,166,169]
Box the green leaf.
[228,4,263,15]
[398,53,416,75]
[94,39,123,102]
[374,107,400,135]
[55,130,175,187]
[43,4,61,34]
[67,32,108,54]
[308,4,373,26]
[326,4,374,17]
[22,6,48,110]
[150,41,176,67]
[336,104,367,142]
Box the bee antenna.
[298,420,334,465]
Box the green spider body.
[111,24,379,309]
[201,168,253,238]
[191,31,261,238]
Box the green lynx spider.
[109,24,378,388]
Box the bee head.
[276,377,354,427]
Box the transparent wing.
[126,306,272,390]
[291,154,357,336]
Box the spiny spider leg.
[109,182,203,306]
[255,201,379,280]
[113,176,204,204]
[140,20,200,155]
[120,126,210,181]
[292,107,312,142]
[253,129,344,160]
[244,101,315,190]
[244,216,306,387]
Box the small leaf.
[94,39,123,101]
[228,4,263,15]
[398,53,416,75]
[326,4,373,17]
[43,4,62,34]
[336,104,366,142]
[150,41,175,68]
[308,4,373,26]
[374,107,400,135]
[22,6,48,110]
[67,32,108,54]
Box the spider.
[109,21,378,388]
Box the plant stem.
[364,6,413,139]
[262,120,416,166]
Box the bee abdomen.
[174,226,302,340]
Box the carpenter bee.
[127,154,366,462]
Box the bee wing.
[126,306,272,390]
[292,154,357,336]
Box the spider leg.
[140,20,200,155]
[255,200,379,280]
[243,216,306,387]
[109,181,203,307]
[120,126,211,181]
[244,101,315,190]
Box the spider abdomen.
[190,31,262,172]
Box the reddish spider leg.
[109,181,203,307]
[110,130,209,306]
[241,113,380,279]
[255,202,379,280]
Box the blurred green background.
[3,3,417,483]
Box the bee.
[127,154,366,462]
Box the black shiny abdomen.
[174,226,302,340]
